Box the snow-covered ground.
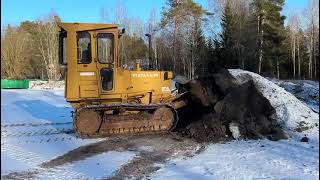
[153,139,318,179]
[1,89,136,179]
[1,71,319,179]
[29,80,65,90]
[271,79,319,113]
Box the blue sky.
[1,0,309,27]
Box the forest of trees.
[1,0,319,81]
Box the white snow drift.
[229,69,319,142]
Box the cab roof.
[57,22,118,32]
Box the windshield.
[97,33,114,64]
[77,31,92,64]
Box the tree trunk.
[293,35,296,79]
[309,31,313,79]
[277,57,280,79]
[297,35,301,79]
[173,17,179,73]
[258,15,263,74]
[312,25,316,79]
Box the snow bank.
[229,69,319,141]
[29,80,65,90]
[272,79,319,113]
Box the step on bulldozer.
[57,22,190,138]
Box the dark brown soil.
[2,171,39,180]
[173,67,287,142]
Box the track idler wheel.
[74,110,102,135]
[153,106,175,130]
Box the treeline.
[154,0,319,80]
[1,15,61,80]
[1,0,319,81]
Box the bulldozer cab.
[58,23,121,100]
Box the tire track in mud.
[2,167,92,180]
[2,141,102,180]
[1,121,72,128]
[1,121,77,145]
[106,134,203,179]
[2,144,90,179]
[3,125,201,179]
[1,134,85,145]
[38,133,201,180]
[1,128,74,138]
[106,150,170,180]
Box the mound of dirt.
[174,68,288,143]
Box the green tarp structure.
[1,79,29,89]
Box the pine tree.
[219,0,237,69]
[251,0,286,76]
[194,20,207,76]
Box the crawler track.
[74,103,179,138]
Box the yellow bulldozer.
[57,22,190,138]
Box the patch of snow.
[152,139,319,180]
[229,122,241,140]
[1,89,70,124]
[228,69,319,142]
[273,80,319,113]
[29,80,65,90]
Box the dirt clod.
[300,136,309,142]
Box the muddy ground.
[2,133,204,180]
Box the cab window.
[59,31,67,65]
[101,68,113,91]
[97,33,114,64]
[77,31,91,64]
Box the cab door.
[94,31,116,94]
[76,31,99,98]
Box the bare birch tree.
[35,16,60,81]
[289,14,299,78]
[304,0,319,79]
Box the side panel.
[126,71,173,103]
[66,30,80,100]
[77,32,99,98]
